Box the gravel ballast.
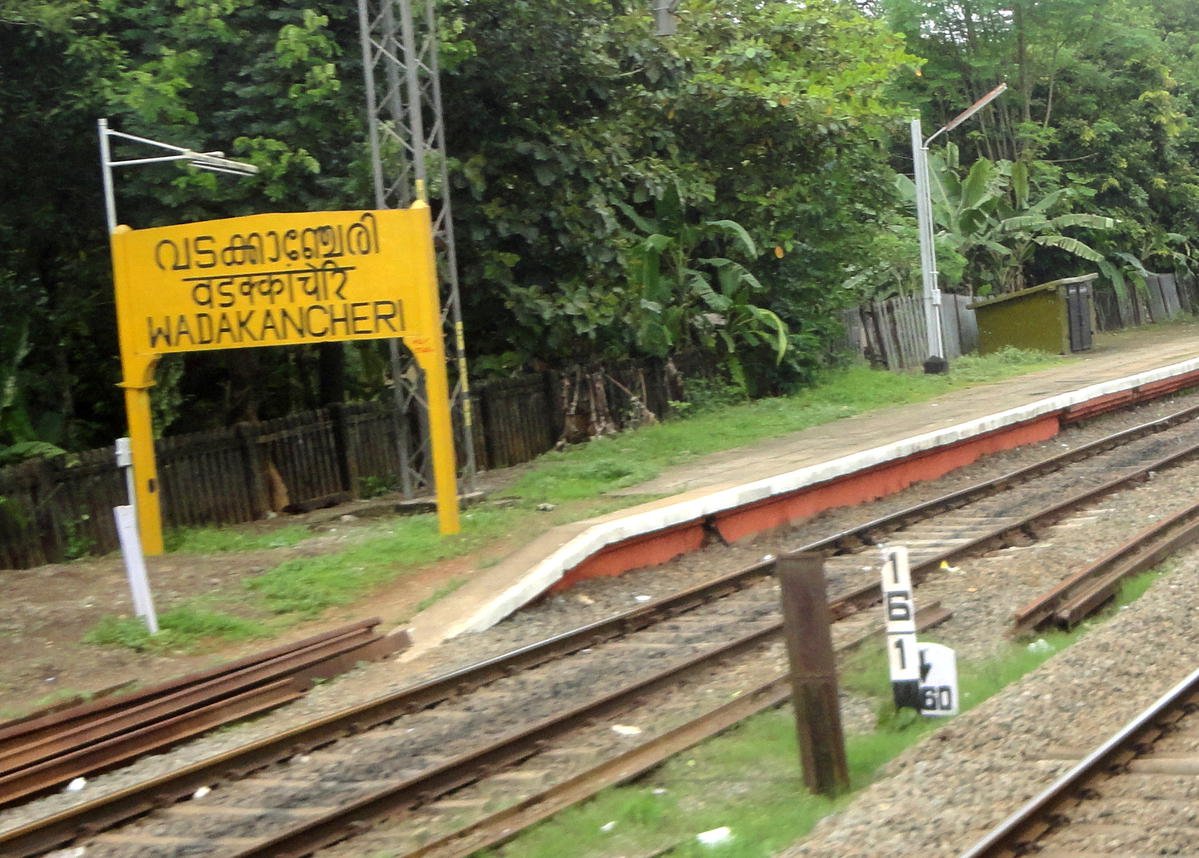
[783,547,1199,858]
[5,393,1199,846]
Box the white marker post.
[880,546,920,709]
[114,438,158,634]
[917,642,959,716]
[880,546,959,716]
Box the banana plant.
[619,185,787,391]
[0,319,67,466]
[978,160,1114,292]
[897,146,1115,295]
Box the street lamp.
[911,82,1007,374]
[97,118,259,557]
[97,118,258,234]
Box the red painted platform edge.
[553,413,1054,593]
[553,519,705,592]
[553,370,1199,592]
[711,414,1058,544]
[1061,368,1199,423]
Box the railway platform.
[402,322,1199,658]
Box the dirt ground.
[0,492,515,720]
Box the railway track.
[7,401,1199,856]
[961,666,1199,857]
[0,621,408,810]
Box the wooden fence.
[1092,272,1196,331]
[0,354,711,569]
[844,273,1197,370]
[843,293,978,371]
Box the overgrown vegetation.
[84,606,269,653]
[246,507,513,616]
[164,525,312,554]
[12,0,1191,456]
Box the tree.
[886,0,1199,303]
[883,0,1126,161]
[897,144,1114,294]
[0,1,373,449]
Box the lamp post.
[97,119,258,555]
[98,118,258,234]
[912,82,1007,374]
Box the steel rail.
[0,682,138,735]
[823,429,1199,612]
[0,680,304,809]
[0,619,387,752]
[227,620,787,857]
[6,402,1199,855]
[0,626,380,779]
[400,604,951,858]
[1013,498,1199,634]
[0,577,918,858]
[960,666,1199,858]
[782,401,1199,557]
[408,677,793,858]
[0,626,407,807]
[0,593,783,856]
[0,622,765,857]
[232,601,952,858]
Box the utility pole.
[357,0,476,496]
[652,0,680,35]
[912,82,1007,374]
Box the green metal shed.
[968,273,1098,355]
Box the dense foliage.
[4,0,1199,452]
[1,0,369,449]
[883,0,1199,288]
[441,0,914,392]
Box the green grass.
[479,568,1161,858]
[165,524,312,553]
[509,349,1057,506]
[90,349,1060,648]
[246,506,516,615]
[83,606,270,653]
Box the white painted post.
[917,642,959,716]
[114,505,158,633]
[880,546,920,709]
[114,437,158,634]
[881,545,959,717]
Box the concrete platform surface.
[401,323,1199,658]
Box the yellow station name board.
[113,209,442,365]
[111,207,459,552]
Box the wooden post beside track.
[777,552,850,796]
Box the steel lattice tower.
[357,0,475,496]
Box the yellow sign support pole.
[109,206,460,547]
[421,354,460,535]
[110,225,166,555]
[409,200,460,535]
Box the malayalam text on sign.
[112,210,438,359]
